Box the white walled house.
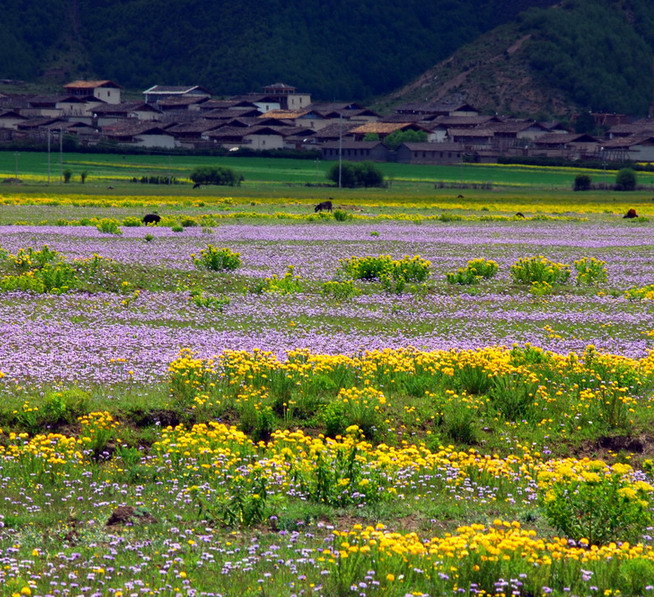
[64,80,122,104]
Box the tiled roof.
[65,80,121,89]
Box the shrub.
[616,168,637,191]
[540,466,654,545]
[326,161,385,188]
[192,245,242,271]
[338,254,430,284]
[190,289,231,311]
[574,257,608,285]
[190,166,244,186]
[333,209,353,222]
[96,218,123,235]
[573,174,592,191]
[63,169,73,183]
[122,216,142,227]
[321,280,361,301]
[446,258,499,285]
[624,283,654,300]
[252,266,304,294]
[171,224,184,232]
[510,256,570,285]
[8,245,61,271]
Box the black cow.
[142,213,161,225]
[515,212,526,218]
[193,183,201,189]
[623,208,638,219]
[457,194,464,199]
[314,200,333,213]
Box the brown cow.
[623,209,638,219]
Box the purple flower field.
[0,222,653,386]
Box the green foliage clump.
[540,468,654,545]
[333,209,353,222]
[383,128,428,150]
[190,166,244,186]
[339,254,430,284]
[189,289,231,311]
[574,257,608,285]
[192,245,242,271]
[327,161,385,188]
[96,218,123,235]
[615,168,637,191]
[624,283,654,301]
[510,256,570,286]
[573,174,592,191]
[252,266,304,294]
[446,258,499,285]
[321,280,361,301]
[122,216,143,227]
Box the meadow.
[0,153,653,596]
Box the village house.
[64,80,122,104]
[143,85,211,105]
[348,122,428,141]
[320,141,388,161]
[532,133,600,158]
[394,102,478,118]
[396,142,464,164]
[601,135,654,162]
[0,110,26,130]
[103,122,176,148]
[260,83,311,110]
[93,102,161,127]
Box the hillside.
[0,0,553,100]
[383,0,654,117]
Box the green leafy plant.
[96,218,123,235]
[192,245,241,271]
[510,256,570,285]
[574,257,608,285]
[541,468,654,545]
[321,280,361,301]
[190,289,231,311]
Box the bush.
[338,255,430,284]
[321,280,361,301]
[326,161,385,188]
[574,257,608,285]
[510,256,570,285]
[616,168,637,191]
[192,245,241,271]
[540,466,654,545]
[190,166,244,186]
[189,289,231,311]
[446,258,499,285]
[251,266,304,294]
[333,209,353,222]
[573,174,592,191]
[122,216,143,227]
[96,219,123,235]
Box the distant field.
[0,151,654,222]
[0,150,649,189]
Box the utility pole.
[14,152,18,179]
[338,112,343,188]
[47,129,51,185]
[59,129,63,182]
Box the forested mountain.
[385,0,654,117]
[2,0,654,116]
[0,0,552,99]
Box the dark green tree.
[190,166,244,186]
[615,168,637,191]
[573,174,592,191]
[383,129,428,150]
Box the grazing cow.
[314,200,333,213]
[515,212,525,218]
[457,194,464,199]
[193,183,201,189]
[623,208,638,219]
[142,213,161,225]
